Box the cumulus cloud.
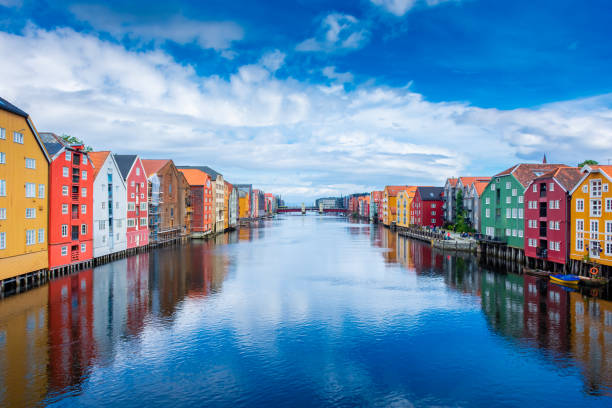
[322,66,354,84]
[296,13,369,53]
[1,25,611,203]
[70,4,243,51]
[371,0,458,16]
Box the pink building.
[524,167,581,268]
[114,155,149,249]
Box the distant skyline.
[1,0,611,203]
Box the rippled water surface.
[1,215,612,407]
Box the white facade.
[214,175,225,233]
[229,187,238,227]
[93,153,127,257]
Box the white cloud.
[371,0,458,16]
[322,66,354,84]
[1,25,611,204]
[296,13,369,53]
[70,5,243,51]
[0,0,21,8]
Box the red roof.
[178,168,210,186]
[385,185,412,197]
[495,163,568,187]
[89,151,111,179]
[446,178,458,187]
[141,159,170,178]
[472,180,489,196]
[458,176,490,187]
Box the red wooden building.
[178,168,213,237]
[524,167,581,269]
[40,133,94,270]
[115,155,149,249]
[411,187,444,228]
[370,191,383,222]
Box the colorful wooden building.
[40,132,93,271]
[411,187,444,227]
[177,168,213,238]
[569,165,612,272]
[480,163,565,247]
[235,184,253,219]
[524,167,581,270]
[1,99,50,282]
[382,186,409,226]
[465,179,490,232]
[369,191,383,223]
[178,166,224,233]
[89,151,127,259]
[396,187,418,228]
[114,155,149,249]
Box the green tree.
[453,190,474,233]
[61,134,93,152]
[578,159,598,168]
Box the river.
[0,215,611,407]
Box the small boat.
[578,276,609,287]
[523,267,551,278]
[550,274,581,287]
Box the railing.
[72,192,79,201]
[536,247,548,258]
[71,212,79,220]
[71,250,79,261]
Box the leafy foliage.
[578,159,598,168]
[61,134,93,152]
[452,190,475,233]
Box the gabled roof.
[89,151,111,179]
[39,132,65,156]
[532,167,582,192]
[446,178,458,187]
[471,180,489,197]
[416,186,444,201]
[113,154,138,180]
[0,96,28,117]
[177,168,210,186]
[141,159,171,178]
[570,165,612,195]
[177,165,222,180]
[458,176,491,187]
[494,163,568,187]
[384,185,411,197]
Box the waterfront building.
[114,155,149,249]
[40,132,93,271]
[89,151,127,258]
[264,193,276,214]
[524,167,581,269]
[569,165,612,269]
[224,181,232,230]
[178,168,213,238]
[444,177,491,224]
[358,195,370,218]
[315,197,343,210]
[411,187,444,227]
[465,179,490,232]
[179,172,191,237]
[142,160,185,243]
[443,178,458,223]
[178,166,224,233]
[252,189,265,218]
[382,186,411,226]
[229,187,238,227]
[0,99,50,280]
[235,184,253,219]
[480,162,566,247]
[396,188,417,227]
[369,191,383,222]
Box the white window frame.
[25,229,35,246]
[0,152,5,164]
[61,246,68,256]
[13,131,24,144]
[0,208,5,220]
[0,232,5,249]
[65,150,71,161]
[25,208,36,219]
[38,228,44,243]
[61,224,68,237]
[25,158,36,169]
[576,199,584,212]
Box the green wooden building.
[480,163,566,249]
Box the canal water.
[1,215,611,407]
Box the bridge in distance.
[277,206,348,214]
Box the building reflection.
[0,286,48,407]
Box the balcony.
[71,212,79,220]
[539,228,547,238]
[536,247,548,258]
[72,154,81,166]
[539,202,547,218]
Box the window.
[99,220,105,230]
[61,246,68,256]
[0,232,5,249]
[140,202,147,211]
[81,224,87,235]
[128,202,135,211]
[606,198,612,212]
[127,218,136,227]
[512,229,517,237]
[549,200,553,209]
[512,189,517,196]
[136,167,140,176]
[131,193,135,198]
[548,182,554,192]
[140,217,147,226]
[62,166,69,177]
[169,183,172,194]
[576,199,584,212]
[131,180,135,187]
[430,219,435,224]
[0,152,5,164]
[555,221,560,230]
[591,179,602,197]
[506,228,511,236]
[81,187,87,197]
[512,208,517,218]
[0,208,5,219]
[549,241,555,250]
[518,196,523,204]
[25,158,36,169]
[81,204,86,214]
[491,184,496,191]
[518,230,523,238]
[431,211,436,215]
[605,184,609,192]
[65,150,71,161]
[485,208,490,218]
[82,170,87,180]
[102,202,105,209]
[62,185,68,196]
[38,184,45,198]
[506,196,511,204]
[0,180,5,196]
[140,182,144,188]
[62,204,68,214]
[485,197,490,204]
[13,132,23,144]
[506,208,511,218]
[81,243,86,253]
[115,201,119,209]
[583,185,588,193]
[518,208,524,219]
[83,155,87,165]
[116,219,122,228]
[25,183,35,197]
[0,127,4,139]
[140,193,144,199]
[26,229,35,245]
[591,199,602,217]
[506,182,511,189]
[61,224,68,237]
[38,228,44,243]
[25,208,36,218]
[486,227,494,237]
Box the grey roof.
[0,96,28,118]
[417,186,444,201]
[39,132,65,156]
[177,165,222,180]
[114,154,137,180]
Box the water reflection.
[0,217,611,406]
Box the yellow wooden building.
[0,97,50,282]
[569,165,612,267]
[396,187,417,227]
[382,186,410,226]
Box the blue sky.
[1,0,611,203]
